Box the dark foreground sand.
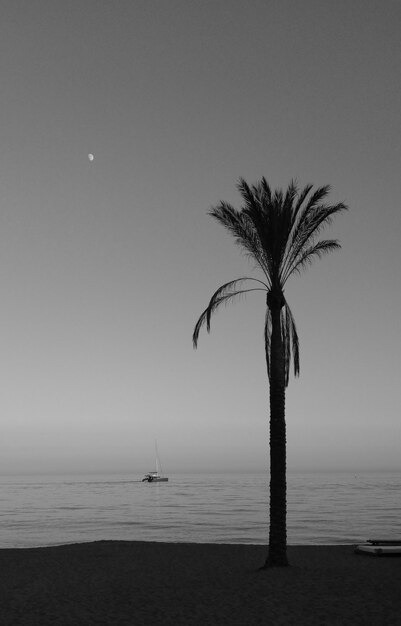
[0,542,400,625]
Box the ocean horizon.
[1,471,400,549]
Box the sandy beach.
[0,542,400,625]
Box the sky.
[0,0,400,475]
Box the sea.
[0,472,400,549]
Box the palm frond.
[283,240,341,282]
[280,202,347,283]
[210,203,271,278]
[282,180,298,218]
[284,301,299,382]
[282,307,290,384]
[238,178,268,233]
[238,179,277,277]
[237,178,259,213]
[302,185,332,213]
[205,278,267,331]
[192,277,268,348]
[282,185,331,266]
[275,180,298,271]
[264,307,272,381]
[264,299,299,387]
[285,183,312,239]
[260,177,273,207]
[293,183,314,216]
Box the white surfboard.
[367,539,401,545]
[356,543,401,555]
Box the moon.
[88,153,94,161]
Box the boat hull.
[142,476,168,482]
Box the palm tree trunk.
[264,303,288,567]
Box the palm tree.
[192,178,347,567]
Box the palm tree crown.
[193,178,347,385]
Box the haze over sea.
[1,472,399,549]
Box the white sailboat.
[142,441,168,482]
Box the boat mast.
[155,439,162,475]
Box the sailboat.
[142,441,168,482]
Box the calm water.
[0,472,400,548]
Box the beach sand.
[0,541,400,625]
